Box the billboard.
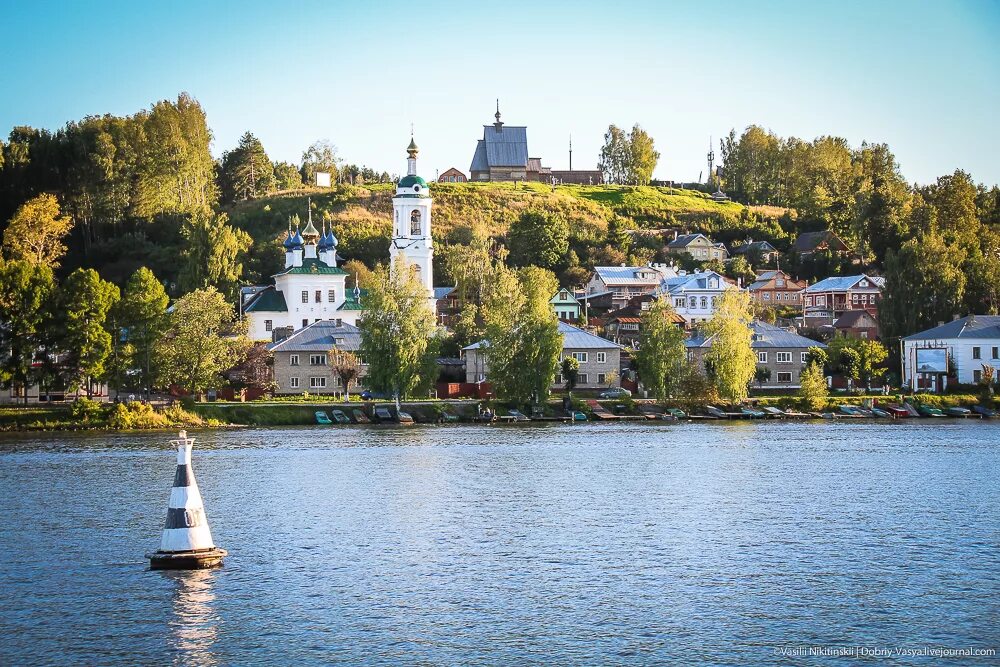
[915,348,947,374]
[315,171,332,187]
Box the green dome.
[398,175,428,189]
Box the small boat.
[870,407,891,418]
[351,408,371,423]
[438,409,461,423]
[397,410,415,424]
[507,409,530,422]
[902,402,921,417]
[572,411,588,421]
[740,407,766,418]
[373,406,394,422]
[330,409,351,424]
[945,406,971,417]
[838,405,864,416]
[315,411,333,425]
[917,404,945,418]
[762,406,785,418]
[886,406,910,418]
[666,407,687,419]
[657,412,678,422]
[972,405,996,418]
[705,405,728,419]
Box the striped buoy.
[147,431,227,570]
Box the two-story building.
[665,233,729,263]
[550,289,583,322]
[731,239,779,264]
[902,315,1000,391]
[462,321,622,390]
[659,270,738,326]
[685,321,826,389]
[747,270,806,309]
[801,275,884,326]
[792,230,850,259]
[268,320,365,395]
[585,263,677,310]
[603,293,685,346]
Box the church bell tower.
[390,136,435,309]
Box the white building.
[242,138,435,341]
[658,270,739,326]
[902,315,1000,392]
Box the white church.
[242,138,435,341]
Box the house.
[747,269,806,309]
[434,287,459,327]
[462,321,622,390]
[902,315,1000,392]
[585,263,678,310]
[604,293,685,346]
[665,233,729,263]
[686,321,826,389]
[833,310,879,340]
[731,239,779,264]
[438,168,467,183]
[792,230,849,258]
[268,320,365,395]
[801,274,884,327]
[551,289,583,322]
[242,138,436,341]
[469,105,550,182]
[659,270,738,326]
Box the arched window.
[700,296,708,309]
[410,210,422,236]
[412,265,422,282]
[689,296,697,309]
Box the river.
[1,422,998,665]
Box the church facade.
[243,139,435,341]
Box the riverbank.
[0,393,995,431]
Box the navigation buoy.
[147,430,227,570]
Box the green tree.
[627,124,659,185]
[728,255,756,284]
[598,125,629,185]
[301,140,340,185]
[154,287,250,396]
[50,269,120,396]
[218,131,276,203]
[634,297,686,402]
[115,267,169,398]
[561,356,579,395]
[704,289,757,403]
[852,142,910,264]
[358,258,438,408]
[2,193,73,267]
[508,211,569,270]
[330,350,361,400]
[482,266,562,406]
[0,260,55,403]
[606,215,636,254]
[273,161,304,190]
[799,362,828,411]
[178,211,253,300]
[443,227,505,345]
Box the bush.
[70,398,106,422]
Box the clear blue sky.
[1,0,998,186]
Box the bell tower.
[390,136,435,309]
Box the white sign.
[315,171,332,187]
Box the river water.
[1,422,998,665]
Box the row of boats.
[663,402,997,421]
[314,407,417,425]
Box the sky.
[1,0,998,186]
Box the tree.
[728,255,756,284]
[178,211,253,300]
[218,131,275,203]
[799,362,828,411]
[227,343,275,394]
[358,258,438,408]
[0,260,55,403]
[2,193,73,267]
[507,210,569,269]
[443,229,511,346]
[330,350,361,400]
[606,216,636,254]
[598,125,629,185]
[301,140,339,185]
[704,290,757,403]
[49,269,120,396]
[627,124,659,185]
[115,267,169,398]
[342,259,375,290]
[829,336,887,390]
[273,161,304,191]
[482,266,562,406]
[634,297,686,402]
[754,367,772,387]
[561,356,579,395]
[154,288,250,396]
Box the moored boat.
[315,411,333,425]
[886,406,910,418]
[972,405,996,418]
[331,409,351,424]
[351,408,371,423]
[945,406,972,417]
[917,404,945,417]
[397,410,415,424]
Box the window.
[973,347,981,359]
[777,372,792,383]
[315,290,322,303]
[410,210,422,235]
[554,374,563,384]
[265,319,273,332]
[817,296,826,305]
[578,373,588,384]
[289,377,299,389]
[289,354,300,366]
[860,331,868,339]
[675,298,685,308]
[328,289,336,303]
[776,352,792,363]
[689,297,697,309]
[310,354,327,366]
[572,352,588,362]
[993,347,999,360]
[974,369,982,383]
[700,296,708,309]
[598,373,606,384]
[301,291,309,303]
[763,293,771,301]
[309,377,327,389]
[805,296,813,306]
[597,352,606,363]
[302,319,309,328]
[801,352,809,364]
[757,352,768,363]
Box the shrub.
[70,398,106,422]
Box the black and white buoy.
[147,430,227,570]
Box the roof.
[793,230,848,253]
[834,310,878,328]
[464,321,621,351]
[732,240,777,255]
[593,265,675,286]
[903,315,1000,341]
[273,258,349,277]
[803,275,884,293]
[398,175,428,189]
[434,286,456,300]
[687,321,826,350]
[550,289,580,304]
[747,270,804,292]
[667,233,710,248]
[611,316,641,324]
[470,125,529,171]
[660,271,731,294]
[243,287,288,313]
[268,320,362,353]
[337,288,368,311]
